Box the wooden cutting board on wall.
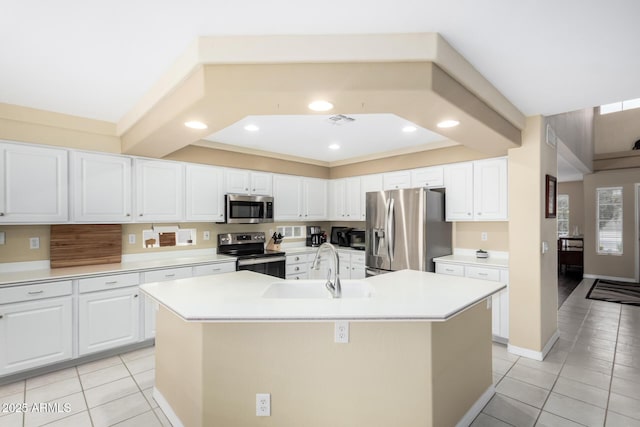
[50,224,122,268]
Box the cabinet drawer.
[465,266,501,282]
[286,263,308,275]
[0,281,72,304]
[286,272,309,280]
[193,262,236,277]
[351,253,365,265]
[435,263,464,277]
[78,273,140,293]
[143,267,192,283]
[286,254,310,264]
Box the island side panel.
[155,306,204,427]
[201,322,434,427]
[431,301,494,426]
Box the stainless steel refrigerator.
[365,188,451,276]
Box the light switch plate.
[128,234,136,244]
[0,231,5,245]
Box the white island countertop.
[140,269,506,322]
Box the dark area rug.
[587,279,640,306]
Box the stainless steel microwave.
[225,194,274,224]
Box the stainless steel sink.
[262,280,373,299]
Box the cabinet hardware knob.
[105,281,118,285]
[252,188,255,191]
[126,213,131,217]
[477,212,482,215]
[28,290,44,295]
[165,274,175,278]
[134,294,139,298]
[0,212,4,216]
[0,315,3,319]
[245,188,248,191]
[467,212,471,216]
[139,214,143,217]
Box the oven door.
[237,256,286,279]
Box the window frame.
[596,186,623,255]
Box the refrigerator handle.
[387,197,394,262]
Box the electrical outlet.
[0,231,5,245]
[128,234,136,244]
[29,237,40,249]
[481,232,488,241]
[203,231,210,241]
[335,321,349,343]
[256,393,270,416]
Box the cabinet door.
[250,172,273,196]
[328,180,346,220]
[411,166,444,188]
[0,297,72,375]
[224,169,250,194]
[360,174,383,221]
[443,162,474,221]
[383,171,411,190]
[0,143,68,223]
[303,178,327,220]
[78,287,140,356]
[344,177,361,220]
[185,164,224,222]
[338,252,351,279]
[135,159,184,222]
[473,158,508,220]
[73,151,132,222]
[273,175,302,220]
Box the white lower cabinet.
[286,254,309,280]
[435,260,509,342]
[337,251,366,279]
[192,262,236,277]
[0,293,73,376]
[78,286,140,356]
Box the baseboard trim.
[507,330,559,361]
[456,384,495,427]
[583,274,637,283]
[153,387,184,427]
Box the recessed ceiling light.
[244,124,259,132]
[402,126,417,133]
[328,143,340,150]
[184,121,208,130]
[308,100,334,112]
[437,120,460,128]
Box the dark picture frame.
[545,174,557,218]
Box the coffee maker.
[306,226,326,247]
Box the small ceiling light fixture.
[308,100,334,112]
[437,119,460,129]
[328,143,341,150]
[244,124,260,132]
[402,125,417,133]
[184,121,208,130]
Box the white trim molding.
[153,388,184,427]
[583,274,636,283]
[508,330,560,361]
[456,385,495,427]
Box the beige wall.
[454,222,509,252]
[508,116,558,353]
[155,301,491,427]
[557,181,584,236]
[594,107,640,154]
[583,169,639,280]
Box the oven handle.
[237,256,286,266]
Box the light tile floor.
[0,346,170,427]
[2,278,639,426]
[473,278,640,427]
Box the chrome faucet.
[311,242,342,298]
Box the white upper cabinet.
[0,142,68,223]
[273,174,327,221]
[72,151,132,222]
[273,174,303,221]
[444,162,474,221]
[360,173,383,221]
[411,166,444,188]
[329,178,360,221]
[303,178,328,220]
[185,164,224,222]
[382,170,411,190]
[444,158,508,221]
[135,159,184,222]
[473,158,508,220]
[224,169,272,196]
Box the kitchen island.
[140,270,505,427]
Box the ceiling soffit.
[121,61,521,159]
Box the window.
[597,187,623,255]
[600,97,640,115]
[557,194,569,237]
